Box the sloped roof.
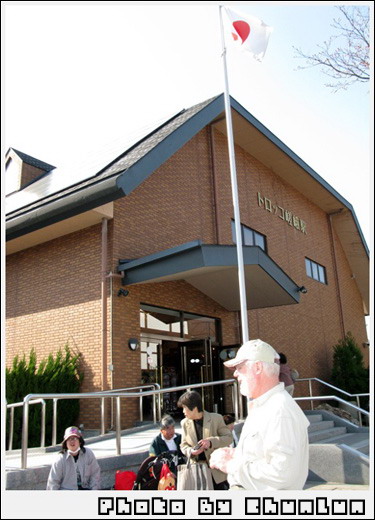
[5,93,369,312]
[6,95,221,233]
[117,241,301,311]
[9,148,56,172]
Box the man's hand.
[209,447,235,473]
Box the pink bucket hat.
[63,426,82,442]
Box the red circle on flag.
[233,21,250,44]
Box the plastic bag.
[158,463,176,490]
[114,470,137,490]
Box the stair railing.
[297,378,369,426]
[6,399,46,451]
[20,378,238,469]
[50,383,161,446]
[100,384,161,434]
[294,395,369,421]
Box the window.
[141,340,158,370]
[305,258,327,284]
[231,220,267,252]
[140,304,219,342]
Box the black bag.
[133,451,182,490]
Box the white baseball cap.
[224,339,279,368]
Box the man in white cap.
[210,339,309,490]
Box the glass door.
[181,339,214,412]
[157,340,182,416]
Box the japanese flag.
[225,7,272,62]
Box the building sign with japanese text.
[257,192,307,234]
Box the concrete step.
[308,426,347,443]
[308,420,335,432]
[308,444,369,485]
[306,414,323,424]
[80,429,100,439]
[305,410,369,485]
[322,432,369,455]
[311,431,367,446]
[353,442,369,455]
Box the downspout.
[102,218,123,430]
[209,125,222,244]
[328,211,346,339]
[101,218,109,393]
[106,270,122,430]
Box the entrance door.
[181,339,214,412]
[155,338,216,417]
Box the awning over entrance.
[118,241,301,311]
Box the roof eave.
[6,176,123,241]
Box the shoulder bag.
[177,455,214,490]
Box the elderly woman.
[149,415,184,460]
[178,390,232,490]
[47,426,101,490]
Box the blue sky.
[3,1,372,247]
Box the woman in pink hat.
[47,426,101,490]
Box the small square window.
[305,258,327,285]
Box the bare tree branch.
[294,6,369,91]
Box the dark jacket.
[149,433,183,460]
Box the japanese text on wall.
[257,192,307,234]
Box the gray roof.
[6,96,219,222]
[5,93,369,269]
[10,148,55,172]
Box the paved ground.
[5,423,369,491]
[5,423,165,471]
[303,481,369,490]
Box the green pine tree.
[331,332,369,409]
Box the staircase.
[305,410,369,485]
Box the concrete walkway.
[5,422,165,470]
[4,423,369,491]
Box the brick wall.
[6,125,368,432]
[6,223,108,428]
[110,126,368,411]
[20,163,45,189]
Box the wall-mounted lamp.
[219,348,237,361]
[362,341,370,348]
[298,286,308,294]
[128,338,139,351]
[118,288,129,297]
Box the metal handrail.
[21,378,238,469]
[7,399,46,451]
[102,384,161,425]
[297,377,369,426]
[51,383,161,445]
[294,395,369,417]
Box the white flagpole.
[219,5,249,344]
